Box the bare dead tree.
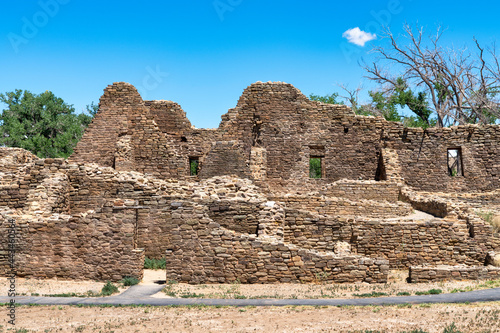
[363,23,500,127]
[337,83,363,113]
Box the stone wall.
[0,148,38,209]
[275,196,412,218]
[164,202,389,284]
[1,145,499,283]
[0,211,144,281]
[199,141,250,179]
[382,124,500,192]
[69,81,500,194]
[207,200,261,235]
[0,153,154,281]
[282,210,497,269]
[322,180,400,202]
[70,82,220,182]
[351,219,496,268]
[409,265,500,283]
[144,100,192,135]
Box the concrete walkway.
[2,286,500,307]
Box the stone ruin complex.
[1,81,500,284]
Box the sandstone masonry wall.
[409,265,500,283]
[382,123,500,192]
[0,211,144,281]
[70,81,500,194]
[164,202,389,284]
[283,209,497,269]
[275,196,412,218]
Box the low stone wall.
[352,219,487,268]
[0,184,27,209]
[283,209,351,252]
[207,201,261,235]
[283,209,496,269]
[164,202,389,284]
[323,180,400,202]
[400,187,452,218]
[409,265,500,283]
[275,195,412,218]
[0,212,144,282]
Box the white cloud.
[342,27,377,47]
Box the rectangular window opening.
[309,156,322,179]
[189,157,199,176]
[447,148,463,177]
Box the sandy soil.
[0,277,126,297]
[1,270,500,332]
[1,303,499,332]
[2,270,499,299]
[154,270,500,300]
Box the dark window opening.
[375,152,387,181]
[189,157,199,176]
[344,127,349,134]
[181,136,188,142]
[447,148,463,177]
[467,223,475,238]
[251,115,262,146]
[309,157,322,179]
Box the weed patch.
[144,257,166,270]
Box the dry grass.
[156,270,500,300]
[2,270,500,332]
[1,302,499,332]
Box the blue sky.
[1,0,500,128]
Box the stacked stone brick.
[409,265,500,283]
[1,80,499,284]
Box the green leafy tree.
[85,102,99,119]
[309,93,344,105]
[363,91,400,122]
[392,78,434,127]
[0,89,93,158]
[310,86,439,128]
[309,157,322,179]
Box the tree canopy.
[312,24,500,128]
[0,89,94,158]
[363,24,500,127]
[309,92,344,105]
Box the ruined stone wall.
[144,100,192,135]
[283,209,497,269]
[199,141,250,179]
[0,211,144,281]
[0,149,38,209]
[351,219,495,268]
[409,265,500,283]
[275,196,412,218]
[164,202,388,284]
[71,82,222,181]
[70,81,500,194]
[217,83,384,189]
[207,200,261,235]
[322,180,401,202]
[382,123,500,192]
[0,154,158,281]
[70,83,137,168]
[65,163,194,260]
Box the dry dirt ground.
[1,270,500,332]
[1,303,500,332]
